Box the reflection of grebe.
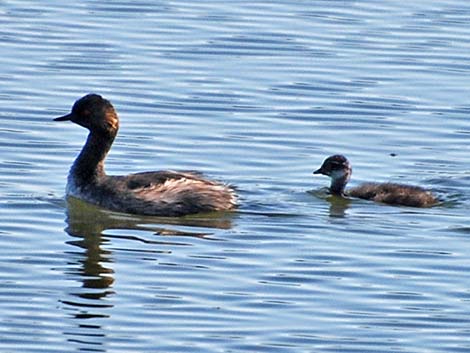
[314,155,437,207]
[55,94,237,216]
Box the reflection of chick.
[314,155,437,207]
[55,94,237,216]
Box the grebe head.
[314,154,352,195]
[314,155,351,179]
[54,94,119,135]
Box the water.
[1,1,470,352]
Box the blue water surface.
[1,1,470,352]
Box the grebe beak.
[54,113,73,122]
[313,168,323,175]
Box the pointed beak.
[313,167,323,175]
[54,113,73,122]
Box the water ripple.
[2,0,470,352]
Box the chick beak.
[313,167,324,175]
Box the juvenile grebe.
[313,155,437,207]
[54,94,237,216]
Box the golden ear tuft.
[104,110,119,131]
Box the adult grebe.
[54,94,237,216]
[313,154,437,207]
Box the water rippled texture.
[1,1,470,352]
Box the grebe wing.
[112,170,236,213]
[123,170,205,190]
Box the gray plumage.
[348,182,436,207]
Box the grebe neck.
[70,130,115,184]
[330,175,348,196]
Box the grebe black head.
[54,94,237,216]
[313,154,352,196]
[313,154,437,207]
[54,94,119,135]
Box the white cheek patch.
[330,169,346,180]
